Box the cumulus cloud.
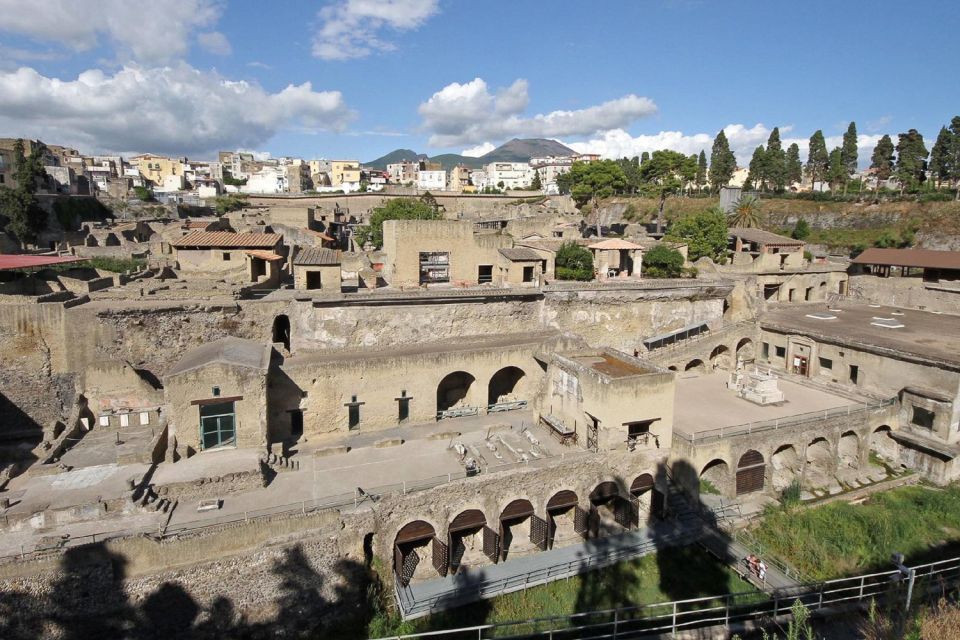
[567,124,882,168]
[0,0,223,64]
[0,64,355,157]
[461,142,496,157]
[197,31,232,56]
[312,0,439,60]
[419,77,657,148]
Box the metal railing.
[673,397,896,445]
[378,555,960,639]
[644,321,754,355]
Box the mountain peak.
[365,138,578,171]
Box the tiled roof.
[587,238,644,250]
[728,228,802,245]
[244,250,284,262]
[851,247,960,270]
[293,247,341,265]
[171,231,281,249]
[0,255,86,271]
[499,247,543,261]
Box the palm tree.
[728,195,763,228]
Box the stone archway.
[546,490,581,549]
[736,338,755,363]
[771,444,801,492]
[394,520,439,585]
[499,499,542,561]
[805,437,835,489]
[272,315,291,351]
[709,345,732,370]
[870,425,899,463]
[838,431,860,469]
[448,509,489,574]
[684,359,706,374]
[487,366,526,405]
[736,450,765,495]
[436,371,476,413]
[630,472,665,522]
[700,459,730,495]
[589,481,633,536]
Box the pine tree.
[895,129,928,194]
[949,116,960,200]
[785,143,803,186]
[708,130,736,191]
[840,122,858,195]
[806,130,829,189]
[695,150,708,193]
[764,127,786,192]
[827,147,847,192]
[929,126,951,189]
[746,146,766,191]
[869,134,895,198]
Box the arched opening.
[448,509,489,573]
[546,490,582,549]
[771,444,801,492]
[684,359,706,374]
[838,431,860,468]
[363,532,375,568]
[394,520,438,586]
[104,233,121,246]
[272,315,290,351]
[436,371,476,414]
[499,499,541,561]
[589,481,633,536]
[735,338,755,364]
[487,366,526,405]
[709,345,732,370]
[700,459,729,495]
[630,472,665,521]
[736,450,765,495]
[667,365,678,372]
[805,437,834,489]
[870,425,899,464]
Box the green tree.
[791,218,811,240]
[665,207,728,262]
[805,130,829,188]
[642,244,685,278]
[895,128,928,194]
[929,126,952,189]
[213,193,248,215]
[0,139,48,245]
[639,149,693,234]
[555,241,594,280]
[708,129,736,191]
[785,143,803,186]
[640,151,650,165]
[827,147,847,192]
[564,160,627,235]
[869,134,896,198]
[695,150,708,193]
[728,194,763,228]
[949,116,960,200]
[746,146,766,191]
[616,156,642,193]
[764,127,786,192]
[840,121,859,195]
[354,198,442,249]
[530,169,542,191]
[133,185,154,201]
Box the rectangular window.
[805,287,813,301]
[99,415,110,427]
[849,364,859,385]
[819,357,833,370]
[419,252,449,284]
[775,345,786,358]
[139,411,150,426]
[199,401,236,449]
[762,342,770,359]
[119,413,130,427]
[306,271,323,289]
[477,264,493,284]
[912,406,935,430]
[522,266,535,283]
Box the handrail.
[378,555,960,639]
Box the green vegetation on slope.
[752,484,960,581]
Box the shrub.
[780,480,802,508]
[665,208,728,261]
[643,244,684,278]
[555,241,593,280]
[132,186,153,201]
[791,219,811,240]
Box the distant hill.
[364,138,578,172]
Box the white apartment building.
[485,162,533,190]
[241,166,288,194]
[387,161,418,185]
[416,169,447,191]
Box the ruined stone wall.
[848,274,960,314]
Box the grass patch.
[362,545,756,638]
[751,484,960,581]
[700,478,721,495]
[85,257,147,273]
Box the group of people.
[745,554,767,582]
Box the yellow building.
[133,154,183,186]
[329,160,360,187]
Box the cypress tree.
[929,126,951,189]
[949,116,960,200]
[764,127,786,192]
[806,130,829,189]
[840,122,858,195]
[785,143,803,186]
[708,130,736,191]
[895,129,928,194]
[869,135,895,198]
[827,147,847,192]
[746,146,766,191]
[696,150,708,193]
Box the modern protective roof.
[244,250,284,262]
[166,337,271,377]
[0,255,86,271]
[728,228,803,246]
[587,238,644,250]
[293,247,341,265]
[171,231,281,249]
[498,247,543,261]
[851,247,960,270]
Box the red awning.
[0,255,86,271]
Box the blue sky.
[0,0,956,166]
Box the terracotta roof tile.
[172,231,281,249]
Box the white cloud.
[566,124,882,168]
[197,31,232,56]
[312,0,439,60]
[419,77,657,148]
[0,0,223,64]
[461,142,495,157]
[247,61,272,70]
[0,64,355,157]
